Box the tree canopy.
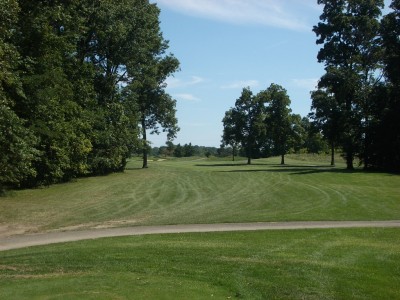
[0,0,179,191]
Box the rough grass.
[1,228,399,299]
[0,156,399,235]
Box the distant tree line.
[222,0,400,171]
[152,143,220,158]
[0,0,179,192]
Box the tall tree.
[122,3,179,169]
[222,88,265,165]
[264,84,292,165]
[289,114,307,154]
[221,108,240,161]
[313,0,384,169]
[310,88,344,166]
[0,0,38,191]
[14,0,98,183]
[372,0,400,170]
[77,0,160,173]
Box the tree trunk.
[232,146,235,162]
[330,142,335,166]
[281,153,285,165]
[141,117,148,169]
[247,143,252,165]
[346,151,354,170]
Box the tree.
[222,88,265,165]
[183,143,195,157]
[310,88,344,166]
[371,0,400,170]
[0,0,38,192]
[13,0,100,183]
[264,84,293,165]
[221,109,240,161]
[174,144,183,158]
[122,2,180,168]
[77,0,161,172]
[313,0,384,169]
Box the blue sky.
[149,0,391,148]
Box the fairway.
[1,156,400,299]
[1,156,399,236]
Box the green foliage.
[120,2,180,168]
[313,0,384,169]
[222,87,267,164]
[263,84,293,164]
[222,84,304,164]
[0,102,38,192]
[367,0,400,170]
[0,0,38,192]
[0,0,178,189]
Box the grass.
[0,155,399,234]
[1,228,400,299]
[1,155,399,299]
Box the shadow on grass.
[196,163,378,175]
[195,163,276,167]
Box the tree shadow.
[195,163,378,175]
[195,163,275,167]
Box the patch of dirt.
[52,218,149,232]
[93,219,144,229]
[0,224,38,239]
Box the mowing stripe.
[1,221,400,251]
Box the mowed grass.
[1,155,399,234]
[1,228,399,299]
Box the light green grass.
[0,156,399,233]
[1,228,399,299]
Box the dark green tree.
[289,114,308,154]
[310,88,344,166]
[222,87,265,165]
[183,143,194,157]
[174,144,183,158]
[221,108,240,161]
[264,84,292,165]
[122,3,180,168]
[313,0,384,169]
[371,0,400,170]
[0,0,38,192]
[14,0,97,183]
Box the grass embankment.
[1,228,399,299]
[1,155,399,234]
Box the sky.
[149,0,391,148]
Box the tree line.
[152,143,219,158]
[222,0,400,171]
[0,0,179,192]
[221,84,325,165]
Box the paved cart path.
[1,220,400,251]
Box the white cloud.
[165,76,205,89]
[221,80,260,89]
[292,78,319,91]
[155,0,314,31]
[174,93,201,102]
